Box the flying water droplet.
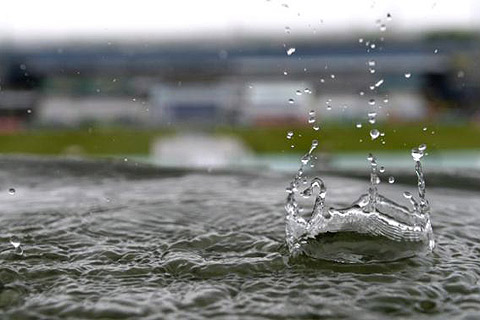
[434,49,438,54]
[379,24,386,32]
[288,98,295,104]
[370,129,380,140]
[356,123,362,128]
[304,88,312,94]
[368,111,377,124]
[379,166,385,173]
[313,125,320,131]
[286,47,296,56]
[368,60,376,67]
[326,105,332,111]
[375,79,384,87]
[387,13,392,21]
[368,99,375,106]
[358,38,364,43]
[388,176,395,184]
[308,117,316,124]
[295,90,302,95]
[287,131,294,139]
[9,236,23,255]
[309,110,315,116]
[8,188,16,195]
[405,73,411,78]
[285,26,291,34]
[10,236,20,248]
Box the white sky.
[0,0,478,43]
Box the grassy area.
[0,122,478,156]
[217,122,480,154]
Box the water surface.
[0,157,479,319]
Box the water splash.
[285,144,434,263]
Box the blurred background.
[0,0,479,169]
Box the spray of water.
[285,143,434,262]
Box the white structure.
[38,96,151,126]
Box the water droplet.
[304,88,312,94]
[370,43,376,49]
[308,110,315,116]
[8,188,15,195]
[403,191,413,199]
[285,26,291,34]
[286,47,296,56]
[368,111,377,124]
[359,91,365,96]
[369,85,375,90]
[368,99,375,106]
[356,123,362,128]
[369,68,376,74]
[313,125,320,131]
[288,98,295,104]
[379,24,386,32]
[326,105,332,111]
[311,140,319,148]
[295,90,302,96]
[388,176,395,184]
[375,79,384,87]
[308,117,316,124]
[368,60,376,67]
[10,236,20,248]
[423,127,427,131]
[419,144,427,151]
[387,13,392,21]
[434,49,438,54]
[359,38,364,43]
[411,148,424,161]
[370,129,380,140]
[320,78,325,83]
[405,73,411,78]
[287,131,294,139]
[330,74,335,79]
[383,97,389,103]
[283,71,288,76]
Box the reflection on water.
[0,157,479,318]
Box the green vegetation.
[0,122,478,156]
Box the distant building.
[0,37,478,128]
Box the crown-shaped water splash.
[285,141,434,262]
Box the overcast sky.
[0,0,478,44]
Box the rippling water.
[1,156,479,319]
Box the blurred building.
[0,35,479,129]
